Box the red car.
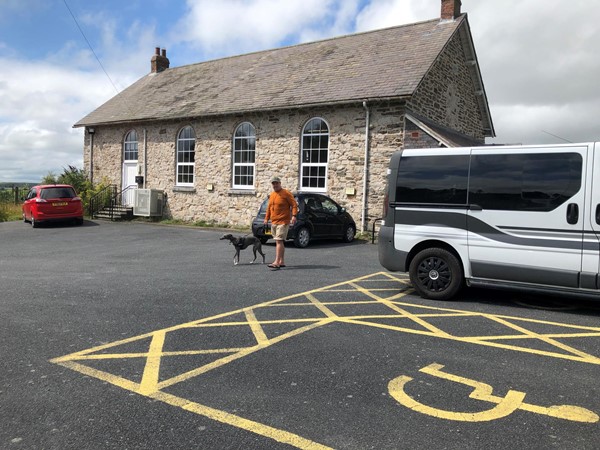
[22,184,84,228]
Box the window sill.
[173,186,196,193]
[228,189,256,196]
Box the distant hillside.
[0,182,38,188]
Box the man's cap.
[270,176,281,183]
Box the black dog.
[220,234,266,265]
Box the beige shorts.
[271,223,290,241]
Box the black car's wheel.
[408,247,463,300]
[293,227,311,248]
[342,224,356,243]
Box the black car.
[252,192,356,248]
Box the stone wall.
[408,31,485,141]
[83,28,488,230]
[85,102,407,230]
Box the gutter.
[72,96,410,129]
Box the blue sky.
[1,0,599,183]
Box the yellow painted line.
[349,282,452,337]
[473,332,600,341]
[458,337,600,364]
[342,317,600,364]
[190,318,326,326]
[157,319,333,390]
[305,293,338,319]
[150,390,332,449]
[245,308,269,345]
[56,362,331,449]
[50,270,600,446]
[269,301,380,306]
[339,318,438,336]
[51,272,392,362]
[74,349,243,360]
[139,331,166,394]
[55,360,141,392]
[484,314,600,363]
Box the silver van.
[378,142,600,300]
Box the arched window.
[176,126,195,186]
[232,122,256,189]
[123,130,138,161]
[300,118,329,191]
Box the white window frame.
[300,117,329,192]
[123,130,138,162]
[176,126,196,187]
[232,122,256,189]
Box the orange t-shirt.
[265,189,298,224]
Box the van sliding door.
[467,146,587,288]
[585,142,600,288]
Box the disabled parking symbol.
[389,363,598,423]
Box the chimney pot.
[441,0,461,20]
[151,47,170,73]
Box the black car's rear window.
[40,187,76,199]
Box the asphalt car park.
[1,220,600,449]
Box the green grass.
[0,202,22,222]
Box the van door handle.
[566,203,579,224]
[596,204,600,225]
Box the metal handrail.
[371,217,383,244]
[88,184,116,217]
[108,186,136,220]
[89,185,137,219]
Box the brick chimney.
[441,0,461,20]
[151,47,170,73]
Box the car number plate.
[52,202,68,206]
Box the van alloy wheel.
[409,247,463,300]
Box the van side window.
[469,153,582,211]
[395,155,469,204]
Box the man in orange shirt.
[264,176,298,270]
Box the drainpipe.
[87,127,95,184]
[143,129,147,189]
[361,101,370,232]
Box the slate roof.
[75,16,474,128]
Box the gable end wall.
[408,29,485,142]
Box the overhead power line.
[63,0,120,96]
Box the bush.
[42,166,109,215]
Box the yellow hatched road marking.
[51,271,600,447]
[139,330,166,394]
[245,308,269,345]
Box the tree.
[41,166,109,216]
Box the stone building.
[74,0,494,230]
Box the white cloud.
[0,58,116,182]
[173,0,343,56]
[355,0,438,30]
[2,0,600,183]
[464,0,600,143]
